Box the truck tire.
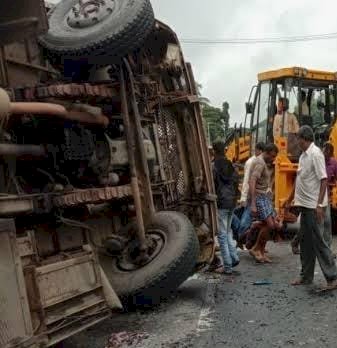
[39,0,155,62]
[100,211,200,306]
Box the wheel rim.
[117,230,166,272]
[67,0,117,29]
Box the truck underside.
[0,1,217,347]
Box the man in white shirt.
[235,143,266,243]
[240,142,266,205]
[273,98,299,138]
[285,126,337,290]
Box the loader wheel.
[100,212,200,306]
[39,0,155,63]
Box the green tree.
[196,83,231,144]
[203,104,225,145]
[196,82,210,107]
[222,101,230,136]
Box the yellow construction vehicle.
[227,67,337,223]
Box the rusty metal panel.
[35,226,55,257]
[0,219,34,347]
[6,63,42,87]
[5,42,27,63]
[17,235,35,258]
[0,0,48,46]
[35,253,101,308]
[27,40,42,66]
[57,225,84,252]
[45,292,106,326]
[31,249,113,347]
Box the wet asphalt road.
[62,238,337,348]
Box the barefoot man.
[249,143,279,263]
[284,126,337,290]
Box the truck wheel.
[39,0,155,62]
[100,211,200,306]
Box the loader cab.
[248,67,337,158]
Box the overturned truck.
[0,0,216,347]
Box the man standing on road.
[236,142,266,241]
[290,141,337,253]
[285,126,337,289]
[249,143,279,262]
[322,142,337,248]
[212,141,240,275]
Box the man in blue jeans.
[212,141,240,275]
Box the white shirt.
[240,155,256,203]
[294,142,328,208]
[302,101,309,116]
[273,112,299,138]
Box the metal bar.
[0,47,9,86]
[119,67,147,250]
[46,312,110,347]
[0,219,35,338]
[10,102,109,126]
[152,123,167,182]
[186,63,215,194]
[161,94,199,106]
[123,58,155,218]
[42,286,102,309]
[6,57,57,74]
[0,143,46,157]
[46,298,106,326]
[24,39,32,63]
[256,83,262,139]
[35,254,93,276]
[185,63,217,262]
[298,79,302,126]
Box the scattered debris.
[253,279,273,285]
[105,331,149,348]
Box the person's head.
[255,142,265,157]
[212,141,225,157]
[323,142,334,160]
[277,97,289,113]
[263,143,279,164]
[297,125,314,151]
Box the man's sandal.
[316,280,337,293]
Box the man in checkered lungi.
[249,143,281,263]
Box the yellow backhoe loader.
[226,67,337,224]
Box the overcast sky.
[48,0,337,125]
